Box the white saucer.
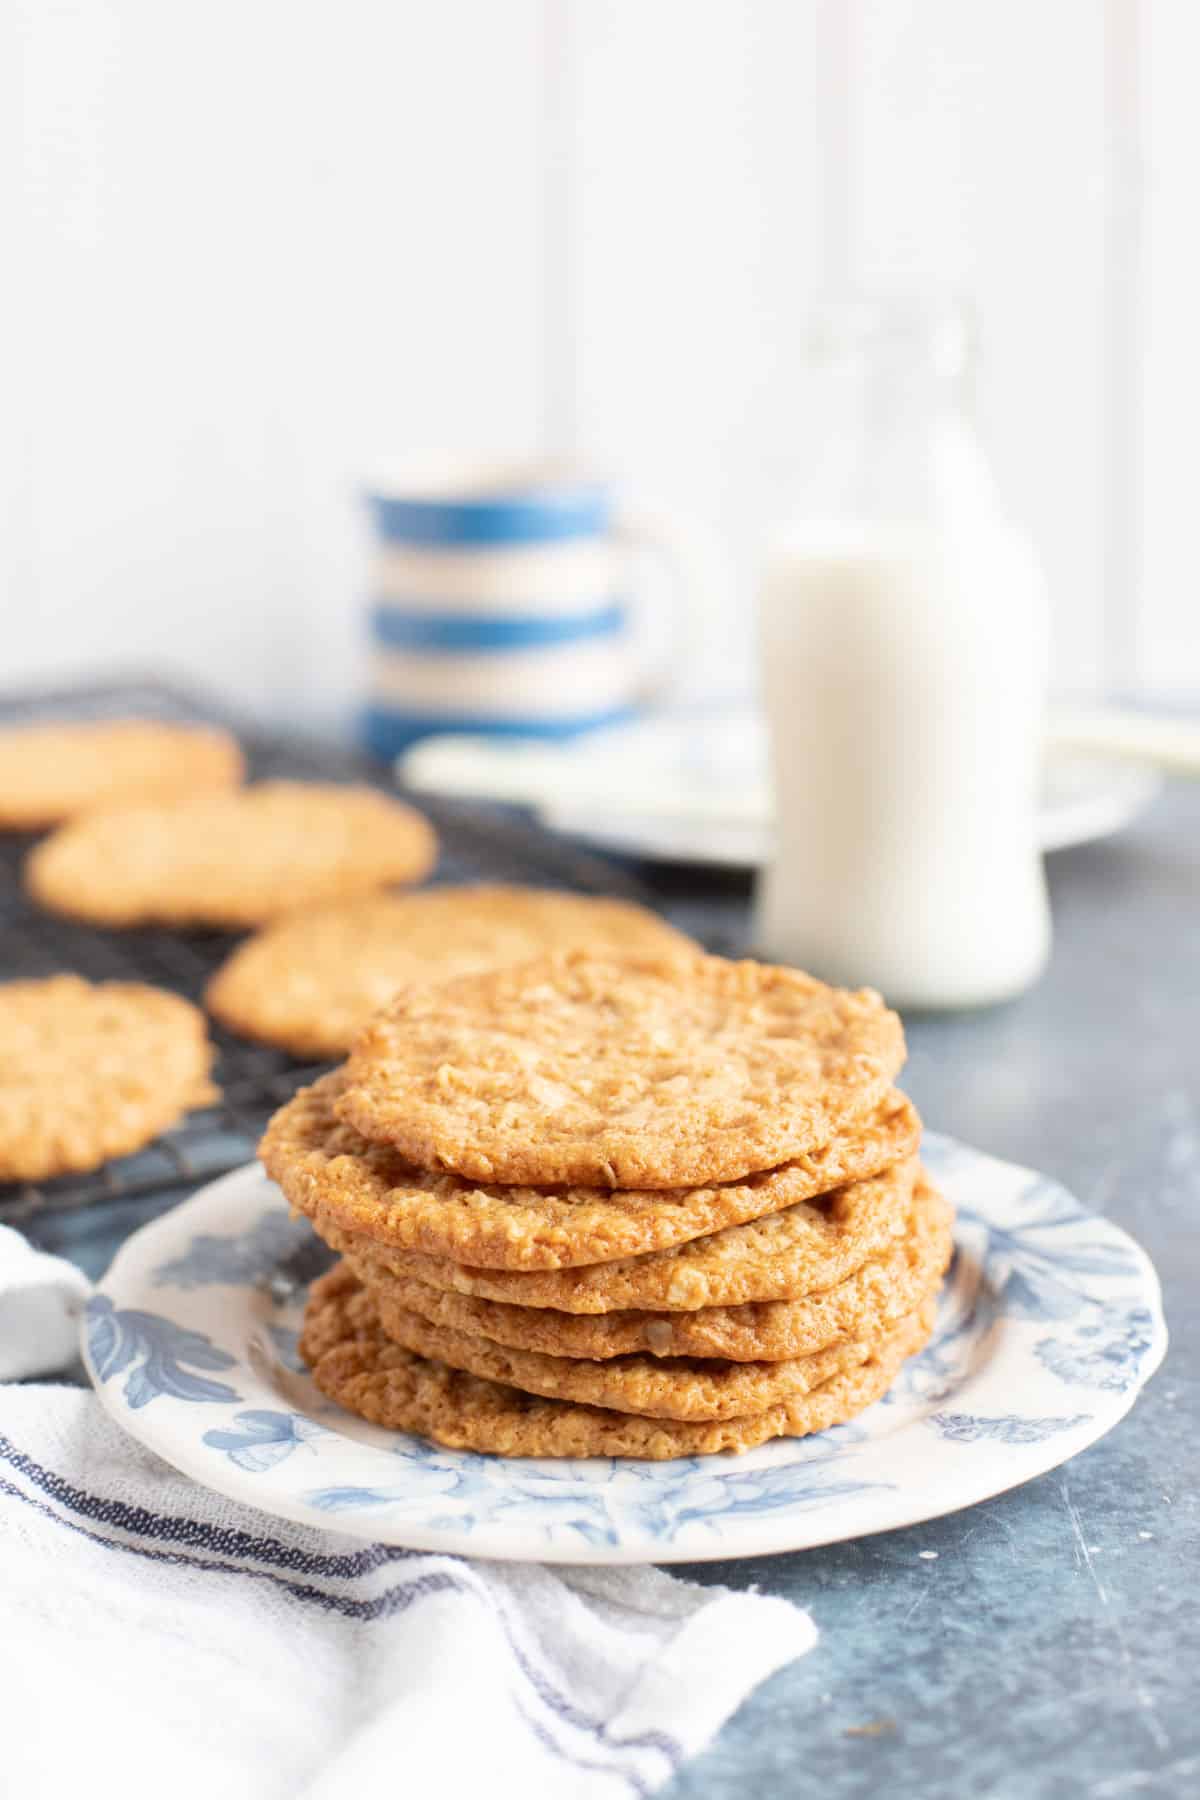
[544,751,1161,866]
[402,714,1162,869]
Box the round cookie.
[346,1175,953,1362]
[300,1264,935,1459]
[0,720,244,830]
[261,1068,920,1269]
[0,976,217,1182]
[25,781,438,928]
[371,1294,902,1421]
[314,1154,920,1314]
[209,886,695,1058]
[335,949,906,1189]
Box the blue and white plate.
[82,1136,1166,1564]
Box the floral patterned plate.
[81,1136,1167,1564]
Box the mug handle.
[612,508,711,705]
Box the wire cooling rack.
[0,677,661,1238]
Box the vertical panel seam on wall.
[541,0,575,455]
[1104,0,1144,696]
[1,10,35,629]
[816,0,855,293]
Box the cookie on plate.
[344,1173,953,1363]
[334,949,906,1189]
[0,976,217,1182]
[25,781,438,929]
[0,720,243,829]
[369,1293,913,1421]
[312,1153,920,1314]
[209,885,695,1058]
[299,1263,934,1459]
[261,1068,920,1269]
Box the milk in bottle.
[755,302,1050,1008]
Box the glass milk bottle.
[755,301,1051,1008]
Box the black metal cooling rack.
[0,676,658,1233]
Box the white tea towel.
[0,1222,91,1379]
[0,1231,816,1800]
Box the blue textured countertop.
[659,781,1198,1799]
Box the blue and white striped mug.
[361,460,696,758]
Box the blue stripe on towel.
[368,484,610,548]
[369,602,625,655]
[362,703,635,760]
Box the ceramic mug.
[361,460,698,758]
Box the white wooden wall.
[1,1,1195,731]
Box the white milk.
[755,510,1051,1008]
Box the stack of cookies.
[262,949,953,1460]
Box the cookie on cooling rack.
[0,719,244,829]
[0,976,218,1183]
[207,885,695,1058]
[25,781,438,929]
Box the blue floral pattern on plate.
[81,1139,1167,1563]
[154,1210,326,1291]
[928,1412,1093,1444]
[86,1295,241,1410]
[202,1409,327,1471]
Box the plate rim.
[82,1149,1168,1565]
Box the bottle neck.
[796,300,1003,528]
[806,361,1000,529]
